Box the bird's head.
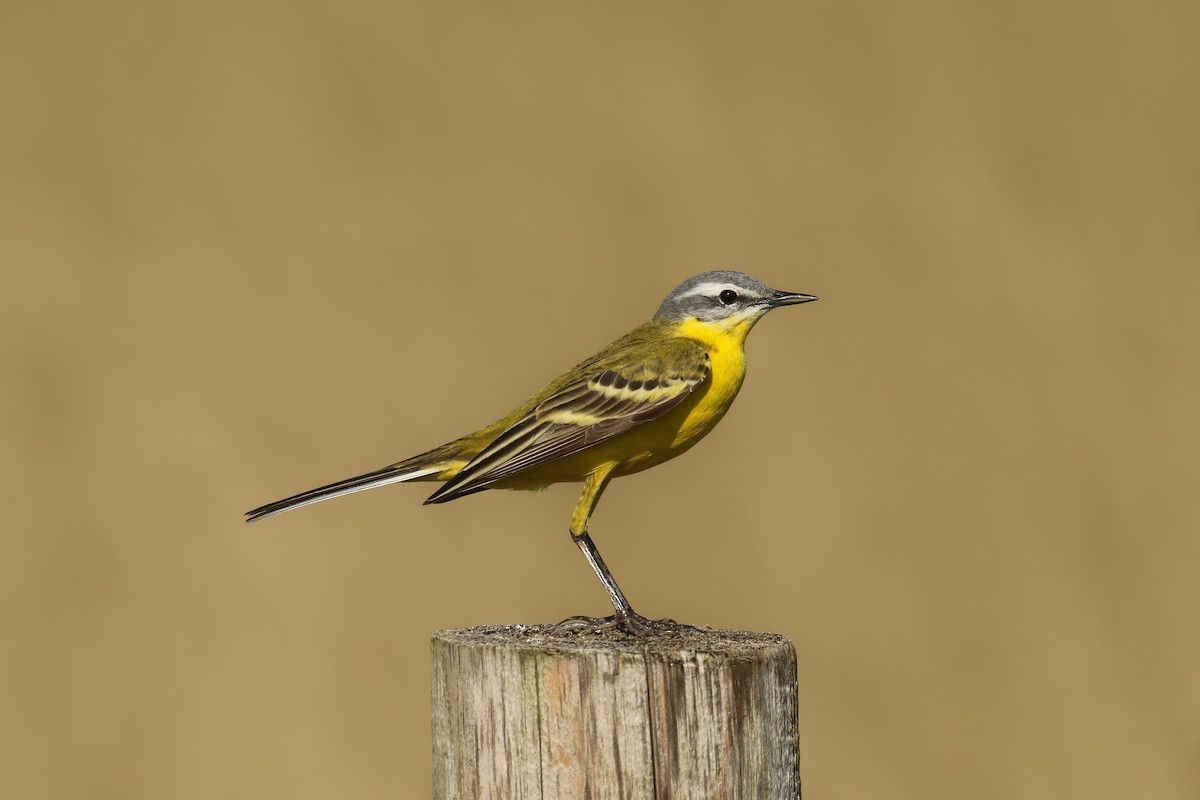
[653,271,817,339]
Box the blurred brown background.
[2,1,1197,797]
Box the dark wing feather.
[425,342,710,504]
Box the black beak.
[766,290,819,307]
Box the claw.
[553,614,619,632]
[553,611,706,636]
[614,611,704,636]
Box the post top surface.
[432,623,795,658]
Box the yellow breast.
[668,317,749,443]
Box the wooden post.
[431,624,800,799]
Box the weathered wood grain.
[432,624,800,799]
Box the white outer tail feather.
[246,466,440,522]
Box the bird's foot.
[555,611,706,636]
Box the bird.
[246,271,817,632]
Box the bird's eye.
[718,289,739,306]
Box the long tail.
[245,462,443,523]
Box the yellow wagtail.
[246,271,817,632]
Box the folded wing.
[425,341,711,503]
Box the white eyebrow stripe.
[675,281,735,300]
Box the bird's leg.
[564,531,690,634]
[558,469,688,635]
[571,529,635,618]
